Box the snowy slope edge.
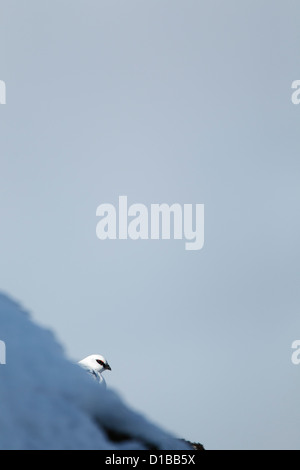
[0,293,192,450]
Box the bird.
[78,354,111,387]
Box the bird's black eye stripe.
[96,359,105,366]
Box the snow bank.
[0,293,190,450]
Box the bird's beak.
[105,363,111,371]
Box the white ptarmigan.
[79,354,111,387]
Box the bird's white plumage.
[79,354,111,387]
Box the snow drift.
[0,293,190,450]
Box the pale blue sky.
[0,1,300,449]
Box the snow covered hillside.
[0,293,190,450]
